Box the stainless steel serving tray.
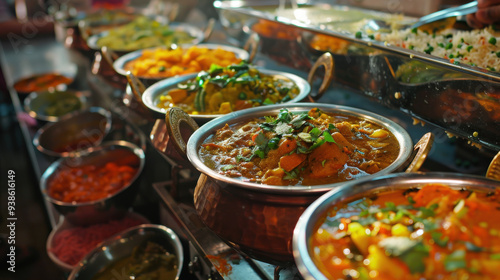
[214,0,500,151]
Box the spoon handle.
[412,1,478,29]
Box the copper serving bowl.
[128,52,335,123]
[112,43,253,87]
[292,172,500,280]
[86,21,206,53]
[33,107,112,158]
[40,141,145,226]
[68,224,183,280]
[165,102,433,264]
[24,89,88,122]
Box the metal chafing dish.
[214,0,500,152]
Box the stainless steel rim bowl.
[68,224,184,280]
[186,103,413,194]
[142,70,312,121]
[86,22,205,52]
[292,172,500,280]
[33,107,112,158]
[24,89,87,122]
[40,140,146,226]
[113,43,250,77]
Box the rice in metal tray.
[380,27,500,72]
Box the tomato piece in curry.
[309,184,500,280]
[198,108,400,186]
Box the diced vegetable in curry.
[310,184,500,280]
[155,63,300,115]
[199,108,399,186]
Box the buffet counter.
[1,13,497,280]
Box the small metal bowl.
[292,172,500,280]
[46,212,149,273]
[86,21,205,53]
[24,89,87,122]
[68,224,184,280]
[40,140,145,226]
[33,107,112,158]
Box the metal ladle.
[368,1,478,32]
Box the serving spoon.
[368,1,478,32]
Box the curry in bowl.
[199,107,400,186]
[155,63,301,115]
[92,16,198,51]
[121,45,245,79]
[307,182,500,279]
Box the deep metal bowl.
[141,69,311,122]
[187,103,414,193]
[292,172,500,280]
[68,224,184,280]
[166,103,431,263]
[33,107,112,158]
[113,43,251,81]
[24,89,87,122]
[40,140,145,226]
[86,22,205,52]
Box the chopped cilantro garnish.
[444,250,467,272]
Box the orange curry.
[310,184,500,280]
[199,108,400,186]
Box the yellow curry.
[310,184,500,280]
[155,63,300,115]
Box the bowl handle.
[307,52,334,102]
[486,151,500,181]
[125,72,149,109]
[405,132,434,173]
[101,47,119,71]
[77,20,90,42]
[202,18,216,42]
[165,107,199,158]
[244,33,259,63]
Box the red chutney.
[14,73,73,93]
[310,184,500,280]
[47,162,137,203]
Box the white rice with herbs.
[379,27,500,72]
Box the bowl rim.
[23,89,88,122]
[86,21,205,52]
[292,171,500,280]
[33,107,113,158]
[142,68,312,121]
[186,103,413,194]
[40,140,146,207]
[113,43,251,77]
[67,223,184,280]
